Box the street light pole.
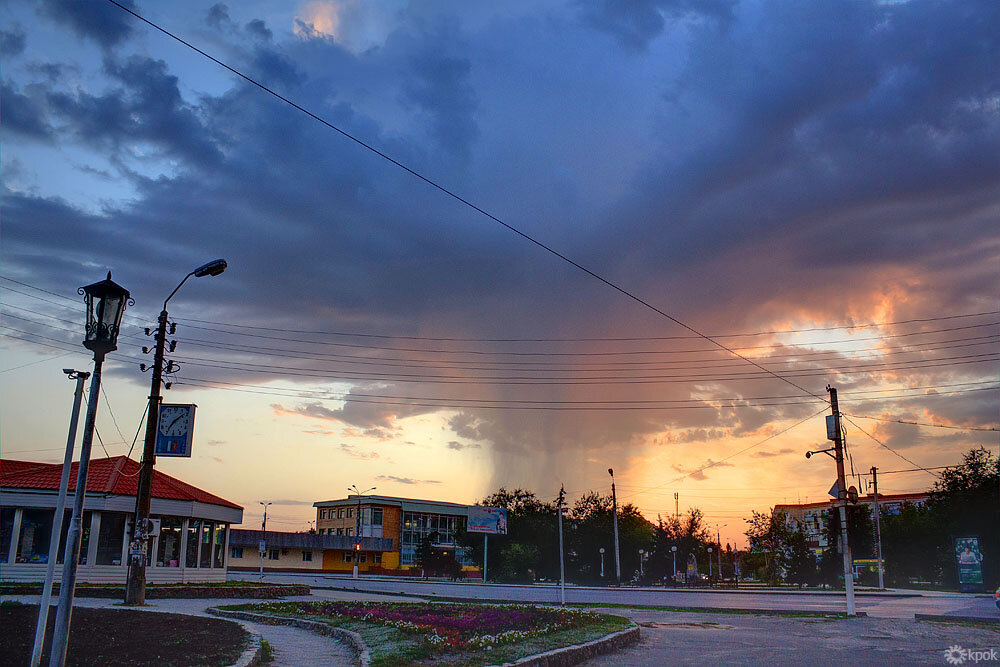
[125,260,226,606]
[50,272,131,667]
[348,485,375,579]
[671,546,678,584]
[871,466,885,589]
[638,549,644,578]
[708,547,713,579]
[609,468,621,584]
[599,547,605,579]
[259,501,272,582]
[828,386,857,616]
[30,370,89,667]
[557,485,566,606]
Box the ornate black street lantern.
[80,271,132,360]
[50,271,132,666]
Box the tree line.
[743,447,998,590]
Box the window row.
[0,508,227,569]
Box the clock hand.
[168,415,184,431]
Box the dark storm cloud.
[0,82,53,139]
[3,0,998,495]
[446,441,480,451]
[581,0,734,51]
[206,3,234,30]
[37,0,136,49]
[245,19,272,42]
[0,25,26,56]
[37,55,223,168]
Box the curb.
[915,614,1000,625]
[208,608,370,667]
[231,632,265,667]
[494,625,641,667]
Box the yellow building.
[230,494,482,576]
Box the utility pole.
[828,386,857,616]
[31,370,88,667]
[557,485,566,606]
[259,501,271,582]
[348,485,375,579]
[609,468,621,584]
[674,492,679,520]
[871,466,885,589]
[126,259,227,606]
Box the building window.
[16,508,53,563]
[358,553,367,563]
[214,524,227,568]
[268,549,280,560]
[346,528,353,537]
[186,519,201,568]
[200,521,215,568]
[319,509,326,519]
[302,550,313,562]
[347,508,354,518]
[372,508,383,526]
[337,528,343,535]
[373,552,382,564]
[156,516,183,568]
[337,509,344,519]
[343,552,353,563]
[231,546,244,559]
[0,508,14,563]
[96,512,127,566]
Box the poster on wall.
[468,506,508,535]
[954,536,984,593]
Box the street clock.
[155,403,196,457]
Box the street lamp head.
[599,547,605,554]
[671,546,677,552]
[638,548,644,555]
[608,468,614,477]
[193,259,227,278]
[707,547,712,552]
[80,271,132,359]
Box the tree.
[744,510,815,585]
[818,504,874,587]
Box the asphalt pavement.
[231,572,999,620]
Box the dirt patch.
[0,603,248,666]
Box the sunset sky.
[2,0,997,547]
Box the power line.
[103,0,830,406]
[842,413,998,432]
[170,309,1000,342]
[840,414,942,478]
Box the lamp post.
[30,370,89,667]
[125,259,227,606]
[259,501,272,582]
[671,546,678,584]
[599,547,605,579]
[348,485,375,579]
[707,546,713,580]
[638,548,645,579]
[608,468,621,585]
[50,272,131,667]
[717,524,727,581]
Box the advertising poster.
[954,536,984,592]
[468,506,508,535]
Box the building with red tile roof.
[1,456,242,584]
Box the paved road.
[232,572,999,619]
[580,607,1000,666]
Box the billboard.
[468,506,507,535]
[954,536,984,592]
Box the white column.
[8,508,23,565]
[179,518,189,582]
[85,512,101,566]
[223,524,231,571]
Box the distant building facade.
[772,492,929,557]
[229,494,481,576]
[1,457,243,583]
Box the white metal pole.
[31,372,88,667]
[871,466,885,589]
[557,485,566,606]
[609,469,621,584]
[50,358,104,667]
[483,534,488,583]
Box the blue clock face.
[158,405,191,436]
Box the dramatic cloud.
[376,475,442,486]
[2,0,996,513]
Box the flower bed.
[307,601,587,648]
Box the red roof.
[0,456,242,510]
